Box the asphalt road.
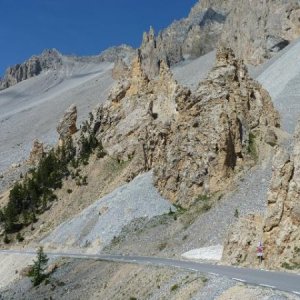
[0,250,299,297]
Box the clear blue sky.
[0,0,197,75]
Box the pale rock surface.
[28,139,45,166]
[42,172,173,253]
[56,104,78,141]
[88,48,279,208]
[217,285,299,300]
[0,49,62,90]
[111,57,130,80]
[154,48,279,207]
[0,45,134,91]
[138,0,300,78]
[0,253,33,289]
[182,245,223,261]
[139,8,225,78]
[223,122,300,269]
[223,0,300,65]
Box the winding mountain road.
[0,250,299,296]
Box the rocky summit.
[139,0,300,78]
[0,49,62,90]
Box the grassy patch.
[195,194,210,202]
[247,132,258,161]
[170,284,179,292]
[281,262,300,270]
[201,276,208,283]
[157,241,168,251]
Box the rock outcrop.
[89,47,279,208]
[223,123,300,269]
[98,44,135,63]
[139,8,226,78]
[220,0,300,65]
[112,57,130,80]
[153,48,279,207]
[28,139,45,166]
[138,0,300,77]
[56,104,78,142]
[0,45,135,91]
[0,49,62,90]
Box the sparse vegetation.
[16,232,24,242]
[170,284,179,292]
[157,241,168,251]
[0,140,75,235]
[202,202,212,212]
[195,194,210,202]
[247,132,258,160]
[0,130,105,237]
[281,262,300,270]
[234,208,239,218]
[3,233,10,244]
[28,247,49,286]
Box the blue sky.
[0,0,197,75]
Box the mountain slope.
[0,58,114,173]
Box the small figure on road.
[256,241,264,263]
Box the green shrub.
[281,262,300,270]
[196,194,210,202]
[234,209,239,218]
[3,234,10,244]
[157,242,167,251]
[0,124,105,235]
[16,232,24,242]
[248,132,258,160]
[170,284,179,292]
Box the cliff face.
[0,45,135,91]
[139,0,300,78]
[223,123,300,269]
[139,7,226,78]
[221,0,300,65]
[153,48,279,207]
[0,49,62,90]
[137,4,217,77]
[85,47,279,208]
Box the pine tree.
[29,247,49,286]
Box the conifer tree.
[29,246,49,286]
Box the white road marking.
[232,278,246,283]
[189,268,199,272]
[292,291,300,296]
[259,284,276,289]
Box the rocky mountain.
[139,0,300,78]
[83,47,279,208]
[2,0,300,298]
[139,7,226,78]
[0,45,135,91]
[221,0,300,65]
[0,49,62,90]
